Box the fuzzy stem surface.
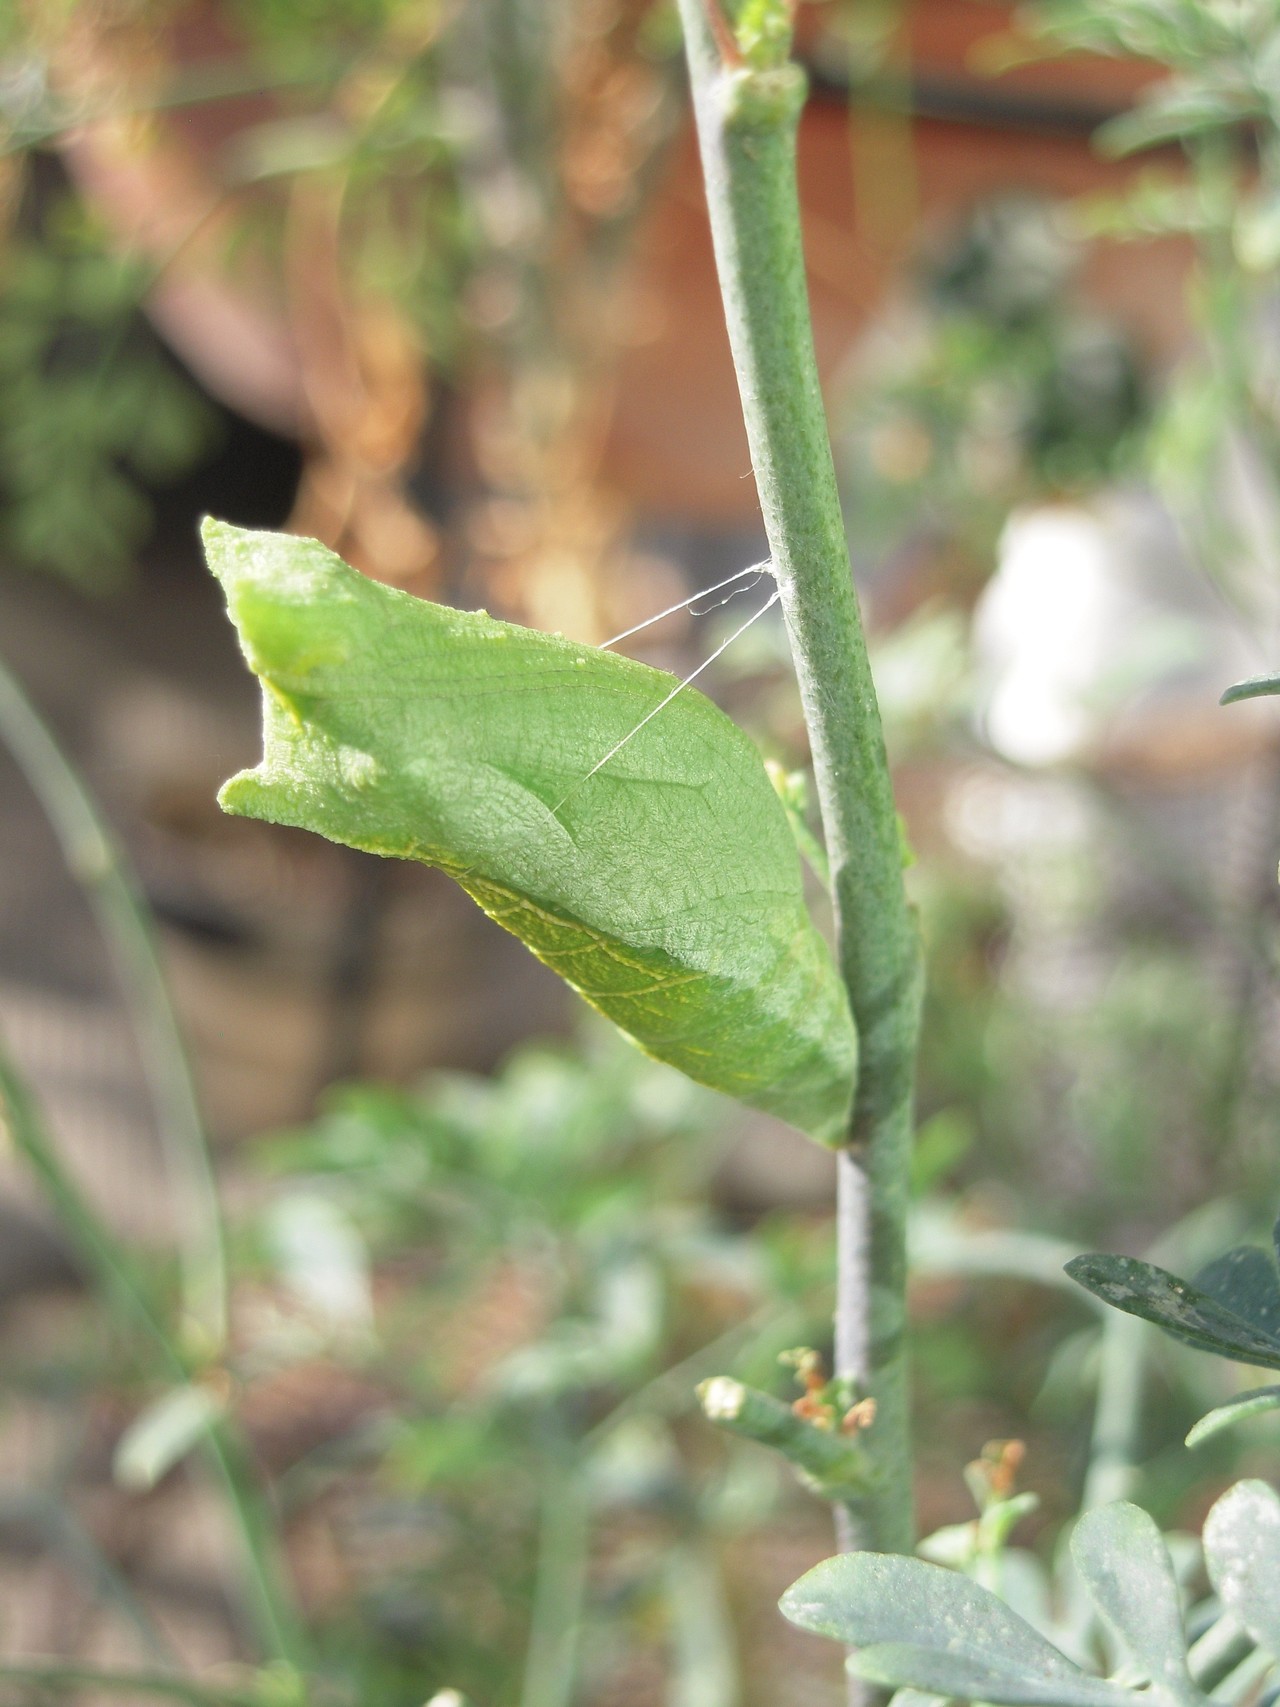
[676,0,923,1556]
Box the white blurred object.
[972,501,1238,767]
[975,505,1124,765]
[114,1383,226,1492]
[267,1191,374,1334]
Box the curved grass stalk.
[0,1483,181,1668]
[518,1458,591,1707]
[0,655,226,1352]
[0,1043,305,1668]
[0,1661,272,1707]
[665,1542,740,1707]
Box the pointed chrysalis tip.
[199,515,241,588]
[216,773,254,816]
[199,514,232,550]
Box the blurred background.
[2,1,1280,1703]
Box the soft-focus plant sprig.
[783,1476,1280,1707]
[0,200,216,587]
[1014,0,1280,617]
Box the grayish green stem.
[1188,1616,1255,1695]
[0,655,227,1353]
[518,1459,590,1707]
[908,1214,1089,1296]
[676,1,922,1555]
[1081,1309,1146,1512]
[664,1542,740,1707]
[0,1044,172,1359]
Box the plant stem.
[664,1542,739,1707]
[0,655,227,1354]
[518,1457,590,1707]
[1081,1309,1145,1512]
[675,0,922,1556]
[0,1661,270,1707]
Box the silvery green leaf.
[918,1520,979,1568]
[1221,672,1280,705]
[780,1553,1127,1707]
[848,1642,1135,1707]
[1186,1386,1280,1448]
[1202,1480,1280,1657]
[1097,82,1261,159]
[1070,1504,1201,1703]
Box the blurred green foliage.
[1025,0,1280,615]
[838,194,1148,578]
[233,1035,843,1703]
[6,1,1280,1701]
[0,197,216,588]
[0,0,678,590]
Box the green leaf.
[849,1644,1133,1707]
[1220,672,1280,705]
[1070,1504,1200,1704]
[1096,82,1262,159]
[779,1553,1129,1707]
[1202,1480,1280,1657]
[1192,1245,1280,1339]
[1185,1386,1280,1448]
[114,1384,226,1492]
[203,521,857,1144]
[1064,1254,1280,1370]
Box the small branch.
[698,1378,875,1504]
